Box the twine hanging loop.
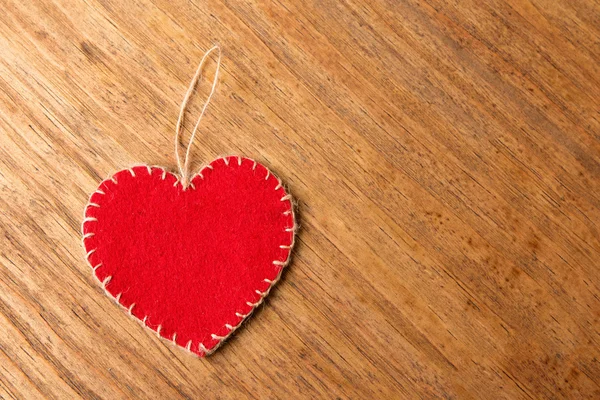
[174,45,221,188]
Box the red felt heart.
[82,156,295,356]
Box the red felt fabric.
[83,156,294,356]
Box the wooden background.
[0,0,599,398]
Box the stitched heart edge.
[81,155,297,357]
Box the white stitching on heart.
[85,249,96,259]
[81,156,296,357]
[199,342,209,353]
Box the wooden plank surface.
[0,0,599,398]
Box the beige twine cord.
[175,45,222,188]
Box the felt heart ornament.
[81,46,297,356]
[82,156,295,356]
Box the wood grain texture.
[0,0,599,398]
